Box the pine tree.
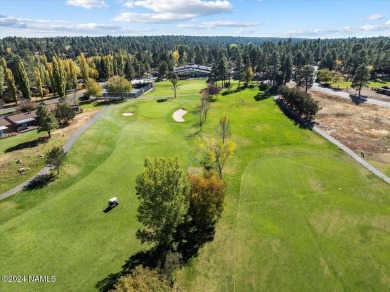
[36,103,58,138]
[351,64,370,96]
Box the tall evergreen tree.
[296,65,315,93]
[351,64,370,96]
[36,103,58,138]
[280,52,293,84]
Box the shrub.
[157,98,168,103]
[18,100,36,112]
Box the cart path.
[274,96,390,185]
[311,83,390,108]
[312,126,390,185]
[0,106,110,201]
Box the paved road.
[311,83,390,108]
[274,96,390,185]
[0,106,110,201]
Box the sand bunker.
[122,112,133,116]
[173,109,187,122]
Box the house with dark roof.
[0,118,12,137]
[5,111,37,132]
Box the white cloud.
[67,0,108,9]
[282,23,390,37]
[178,20,260,29]
[113,12,194,23]
[235,29,256,35]
[0,15,151,36]
[127,0,231,14]
[361,24,375,30]
[115,0,233,23]
[367,14,383,20]
[386,20,390,26]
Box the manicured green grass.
[145,79,206,98]
[368,81,390,88]
[330,79,390,90]
[330,80,351,89]
[0,79,388,292]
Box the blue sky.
[1,0,389,38]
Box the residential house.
[5,111,37,132]
[0,118,12,137]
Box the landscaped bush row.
[279,85,319,120]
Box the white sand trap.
[173,109,187,122]
[122,112,133,116]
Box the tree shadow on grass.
[175,224,215,264]
[254,92,271,101]
[350,94,367,105]
[23,173,56,191]
[96,248,162,292]
[5,137,48,153]
[95,226,215,291]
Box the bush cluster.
[279,85,319,120]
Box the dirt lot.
[310,90,390,175]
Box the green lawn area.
[330,80,351,89]
[330,79,390,90]
[0,80,388,291]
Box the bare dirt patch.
[311,90,390,174]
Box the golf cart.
[108,197,119,208]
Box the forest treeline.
[0,35,389,103]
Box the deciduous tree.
[78,53,89,82]
[317,68,333,84]
[217,116,231,144]
[52,56,67,98]
[199,139,236,179]
[107,75,132,98]
[34,67,44,99]
[17,59,31,100]
[135,157,190,249]
[85,78,102,99]
[1,58,18,104]
[168,72,179,99]
[188,174,226,229]
[113,266,171,292]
